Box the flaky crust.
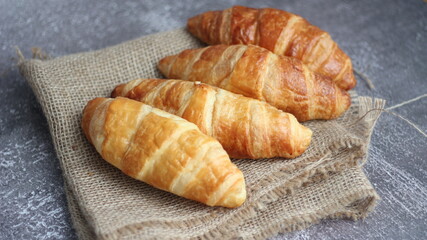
[187,6,356,90]
[157,45,351,122]
[81,97,246,208]
[112,79,312,159]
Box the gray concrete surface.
[1,0,426,239]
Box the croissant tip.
[334,88,352,118]
[157,56,174,76]
[300,126,313,152]
[284,115,313,158]
[220,178,247,208]
[82,97,110,145]
[111,84,125,98]
[187,15,200,34]
[286,126,312,159]
[338,70,357,90]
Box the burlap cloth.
[18,28,385,240]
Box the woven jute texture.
[18,28,384,240]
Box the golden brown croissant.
[157,45,351,122]
[81,97,246,208]
[187,5,356,90]
[112,79,312,159]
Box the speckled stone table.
[1,0,426,239]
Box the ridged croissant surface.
[157,45,351,121]
[187,5,356,90]
[81,97,246,208]
[112,79,312,159]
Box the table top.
[1,0,426,239]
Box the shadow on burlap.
[17,28,385,240]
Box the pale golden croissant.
[187,5,356,90]
[112,79,312,159]
[157,45,351,122]
[81,97,246,208]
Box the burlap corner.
[18,28,384,239]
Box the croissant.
[187,5,356,90]
[112,79,312,159]
[157,45,351,121]
[81,97,246,208]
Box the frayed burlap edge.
[247,187,379,240]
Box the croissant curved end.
[290,116,313,158]
[217,176,247,208]
[111,84,126,98]
[337,69,357,90]
[333,88,352,119]
[157,55,175,76]
[187,15,201,36]
[81,97,110,144]
[301,125,313,151]
[297,125,313,157]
